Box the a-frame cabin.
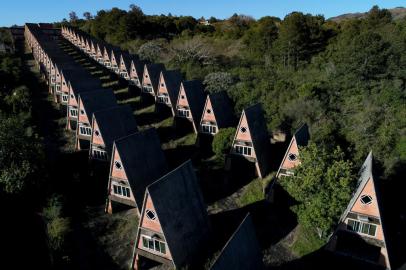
[210,214,264,270]
[110,47,122,74]
[90,105,138,162]
[106,128,168,214]
[199,91,235,135]
[229,103,271,179]
[75,89,117,150]
[156,69,183,116]
[129,58,147,88]
[175,80,206,133]
[132,160,210,270]
[141,63,166,97]
[327,152,391,269]
[275,123,310,178]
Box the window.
[70,94,74,99]
[206,109,212,114]
[143,85,153,93]
[146,209,156,220]
[158,95,169,104]
[80,109,85,115]
[178,109,190,118]
[62,94,69,103]
[161,83,165,87]
[235,145,252,156]
[360,195,373,205]
[92,149,107,160]
[113,184,130,197]
[114,161,123,170]
[70,108,78,117]
[145,74,149,78]
[181,95,185,99]
[202,124,217,134]
[79,125,92,136]
[347,219,377,237]
[94,130,100,137]
[141,236,166,255]
[240,127,247,133]
[288,153,297,161]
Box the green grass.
[162,132,197,149]
[238,174,274,207]
[291,225,325,257]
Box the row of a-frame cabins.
[25,23,392,269]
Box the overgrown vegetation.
[212,127,236,160]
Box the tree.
[138,41,163,62]
[4,85,31,113]
[0,114,43,194]
[281,142,355,238]
[69,11,78,23]
[171,36,214,65]
[203,72,234,93]
[83,12,92,20]
[212,127,236,159]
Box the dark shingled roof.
[78,89,117,122]
[294,123,310,147]
[114,128,168,209]
[144,63,166,93]
[146,160,210,267]
[244,103,271,177]
[180,80,206,128]
[206,91,235,129]
[160,69,183,109]
[210,214,264,270]
[64,69,102,97]
[92,105,138,155]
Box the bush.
[212,127,236,159]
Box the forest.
[0,4,405,269]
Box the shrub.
[212,127,236,159]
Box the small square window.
[360,195,373,205]
[240,127,247,133]
[146,209,156,220]
[288,153,297,161]
[206,109,212,114]
[114,161,123,170]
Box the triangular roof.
[64,69,102,97]
[78,89,117,121]
[144,160,210,267]
[234,103,271,177]
[143,63,166,93]
[120,51,138,72]
[334,152,391,269]
[179,80,206,128]
[340,152,379,222]
[114,128,168,209]
[92,105,138,154]
[160,69,183,108]
[205,91,235,129]
[210,214,263,270]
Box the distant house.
[95,42,105,64]
[110,47,123,74]
[89,39,98,59]
[90,105,138,161]
[229,104,271,179]
[275,123,309,178]
[75,89,117,150]
[199,91,235,135]
[102,44,120,69]
[66,72,103,131]
[132,160,210,269]
[106,128,168,214]
[327,152,391,269]
[129,58,146,88]
[210,214,263,270]
[142,63,166,96]
[156,70,183,116]
[53,61,78,103]
[176,80,206,133]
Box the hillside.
[330,7,406,21]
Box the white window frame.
[202,124,217,134]
[235,145,252,156]
[79,124,92,136]
[112,183,131,198]
[178,108,190,118]
[141,235,167,255]
[157,94,170,104]
[347,218,377,237]
[92,149,108,161]
[69,108,78,118]
[143,84,153,93]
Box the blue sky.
[1,0,405,27]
